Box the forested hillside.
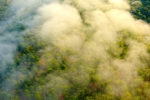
[130,0,150,23]
[0,0,150,100]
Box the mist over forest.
[0,0,150,100]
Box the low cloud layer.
[0,0,150,99]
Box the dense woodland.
[130,0,150,23]
[0,0,150,100]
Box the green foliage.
[0,1,150,100]
[15,33,46,68]
[130,0,150,23]
[0,0,9,21]
[108,30,130,59]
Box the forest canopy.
[0,0,150,100]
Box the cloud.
[1,0,150,99]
